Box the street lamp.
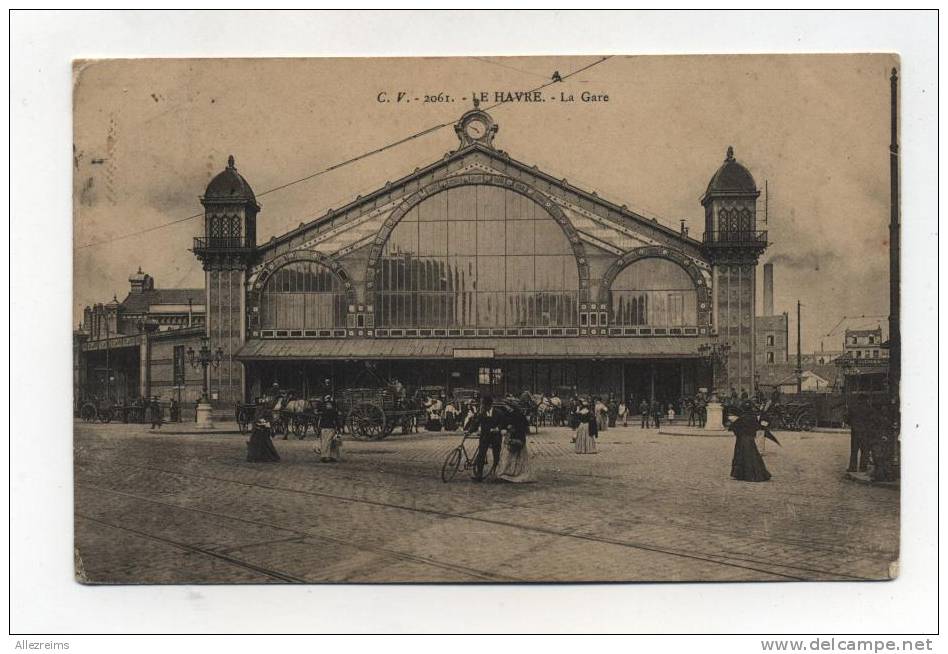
[187,336,224,429]
[697,341,731,433]
[697,341,731,398]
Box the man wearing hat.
[149,396,163,430]
[472,394,502,481]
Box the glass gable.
[376,185,579,328]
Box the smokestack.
[763,263,774,316]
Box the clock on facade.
[455,109,498,147]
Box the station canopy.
[234,336,712,361]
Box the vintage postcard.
[73,54,900,584]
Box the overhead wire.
[73,55,614,251]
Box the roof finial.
[227,154,235,169]
[726,146,734,162]
[137,265,143,274]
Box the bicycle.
[441,431,483,483]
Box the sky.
[73,54,897,352]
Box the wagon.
[235,400,287,436]
[78,398,123,423]
[281,398,327,439]
[765,401,816,432]
[341,387,423,440]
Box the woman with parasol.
[726,400,779,482]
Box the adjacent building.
[74,270,207,410]
[843,325,889,361]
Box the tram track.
[81,449,895,567]
[76,456,885,582]
[77,483,520,582]
[75,513,308,583]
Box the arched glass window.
[260,261,347,330]
[610,258,697,327]
[376,186,579,328]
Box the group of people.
[246,396,343,464]
[468,394,533,483]
[244,380,780,485]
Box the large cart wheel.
[236,408,252,434]
[441,446,463,483]
[796,412,815,432]
[79,403,97,422]
[347,403,386,440]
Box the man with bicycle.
[472,394,503,482]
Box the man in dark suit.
[473,394,503,481]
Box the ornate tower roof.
[203,155,257,203]
[702,146,758,204]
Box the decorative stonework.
[597,246,712,326]
[364,173,592,301]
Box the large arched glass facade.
[376,185,579,328]
[260,261,348,330]
[610,258,697,327]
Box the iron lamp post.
[697,341,732,432]
[187,336,224,429]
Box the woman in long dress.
[497,407,534,483]
[574,400,598,454]
[727,404,771,482]
[317,399,343,462]
[247,419,280,462]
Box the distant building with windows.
[74,269,207,411]
[843,326,888,361]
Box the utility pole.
[888,68,901,421]
[796,300,802,395]
[105,312,111,402]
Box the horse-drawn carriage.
[78,397,125,423]
[759,400,817,432]
[235,397,286,435]
[340,387,424,440]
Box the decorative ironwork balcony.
[192,236,255,253]
[702,230,768,246]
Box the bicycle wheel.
[441,446,463,483]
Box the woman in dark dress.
[727,404,771,482]
[247,419,280,462]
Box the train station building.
[78,107,770,409]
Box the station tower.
[701,147,768,395]
[192,155,259,405]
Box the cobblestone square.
[74,421,899,584]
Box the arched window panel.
[376,186,580,328]
[610,258,697,327]
[260,261,347,330]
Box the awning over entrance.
[235,336,711,361]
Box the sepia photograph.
[9,7,940,640]
[71,53,902,585]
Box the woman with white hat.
[574,398,598,454]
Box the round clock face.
[465,118,488,140]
